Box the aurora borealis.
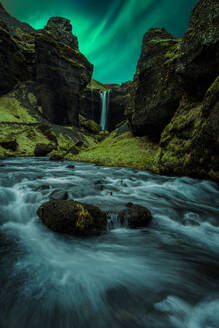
[2,0,198,84]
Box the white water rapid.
[0,157,219,328]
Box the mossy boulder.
[37,200,107,235]
[118,203,152,228]
[49,150,66,161]
[79,114,101,134]
[34,143,55,156]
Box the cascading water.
[100,90,110,130]
[0,157,219,328]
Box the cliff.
[0,3,93,126]
[126,0,219,181]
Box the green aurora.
[2,0,198,84]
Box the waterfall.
[100,91,110,130]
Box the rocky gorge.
[0,0,219,327]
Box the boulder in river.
[37,200,107,235]
[49,190,68,200]
[118,203,152,228]
[34,143,55,156]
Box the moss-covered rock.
[34,143,55,156]
[79,114,101,134]
[49,150,66,161]
[37,200,107,235]
[158,76,219,181]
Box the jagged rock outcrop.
[159,76,219,180]
[177,0,219,100]
[0,3,93,126]
[126,28,183,141]
[127,0,219,181]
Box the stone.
[34,143,55,156]
[49,190,68,200]
[37,200,107,235]
[67,165,75,169]
[79,114,101,134]
[118,203,152,228]
[49,153,65,161]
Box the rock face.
[118,203,152,228]
[127,28,183,141]
[80,80,131,132]
[37,200,107,235]
[80,88,102,125]
[127,0,219,180]
[106,82,132,131]
[0,4,93,126]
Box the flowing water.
[0,157,219,328]
[100,91,110,130]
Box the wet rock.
[34,143,55,156]
[118,203,152,228]
[49,190,68,200]
[67,165,75,169]
[37,200,107,235]
[49,153,65,161]
[183,219,200,227]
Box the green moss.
[0,124,57,156]
[206,76,219,95]
[163,39,182,65]
[160,104,203,146]
[56,133,76,151]
[0,93,38,123]
[49,149,67,158]
[79,115,101,134]
[66,130,160,172]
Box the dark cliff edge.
[126,0,219,182]
[0,2,93,126]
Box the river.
[0,157,219,328]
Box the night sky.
[2,0,198,84]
